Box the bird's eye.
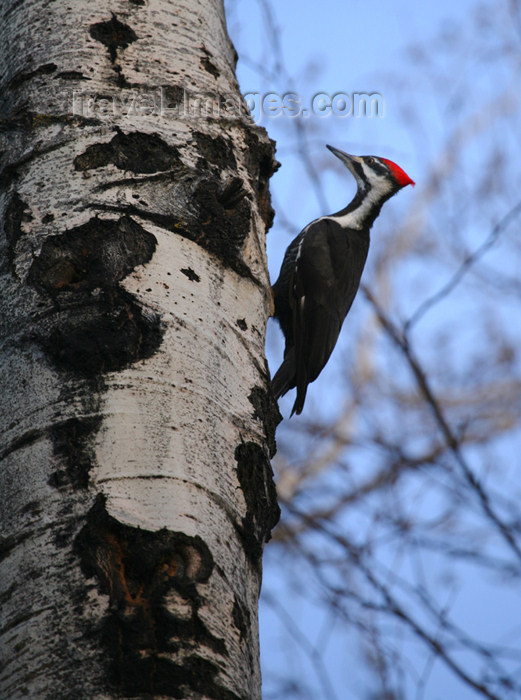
[366,157,375,165]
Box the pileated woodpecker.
[272,144,414,415]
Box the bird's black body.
[272,145,414,415]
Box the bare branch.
[363,284,521,565]
[405,200,521,332]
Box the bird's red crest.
[380,158,415,187]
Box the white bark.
[0,1,279,698]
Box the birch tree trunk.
[0,1,280,698]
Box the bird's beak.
[326,145,363,174]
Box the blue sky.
[228,0,521,408]
[225,1,521,698]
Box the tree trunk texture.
[0,1,280,698]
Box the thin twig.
[262,591,340,700]
[405,200,521,331]
[289,508,509,700]
[364,285,521,565]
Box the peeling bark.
[0,1,280,698]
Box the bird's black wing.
[272,227,308,352]
[289,218,365,414]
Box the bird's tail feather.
[271,348,296,400]
[290,387,307,416]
